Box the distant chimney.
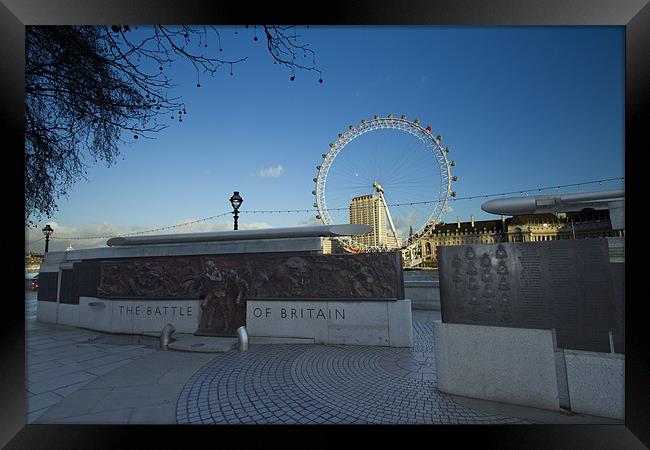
[471,214,475,228]
[457,216,461,228]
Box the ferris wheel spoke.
[382,136,427,182]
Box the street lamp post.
[42,224,54,253]
[229,191,243,230]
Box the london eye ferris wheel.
[313,114,457,252]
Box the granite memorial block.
[439,238,623,353]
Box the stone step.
[249,336,315,345]
[167,335,237,353]
[404,280,440,287]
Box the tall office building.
[349,194,399,249]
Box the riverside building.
[405,209,614,267]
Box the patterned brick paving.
[176,316,530,425]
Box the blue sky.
[26,26,625,251]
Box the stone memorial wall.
[438,239,623,353]
[38,251,406,339]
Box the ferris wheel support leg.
[379,192,400,247]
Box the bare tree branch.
[25,25,323,226]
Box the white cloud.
[258,164,284,178]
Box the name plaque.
[439,239,623,353]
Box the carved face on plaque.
[286,257,308,272]
[204,260,224,282]
[480,253,491,268]
[464,247,476,260]
[483,285,495,298]
[496,244,508,259]
[481,268,493,283]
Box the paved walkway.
[25,293,618,425]
[26,320,157,423]
[175,331,527,424]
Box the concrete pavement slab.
[43,409,135,424]
[26,392,63,412]
[35,351,213,424]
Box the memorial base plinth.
[247,299,413,347]
[433,321,560,411]
[433,321,625,420]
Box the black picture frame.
[3,0,646,448]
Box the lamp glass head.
[42,224,54,236]
[230,191,243,210]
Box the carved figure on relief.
[196,260,248,335]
